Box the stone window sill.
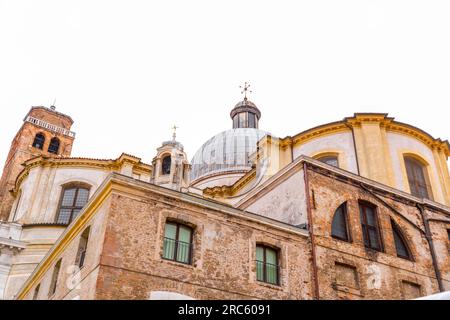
[334,283,362,297]
[256,280,284,291]
[161,258,195,269]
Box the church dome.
[191,83,269,186]
[190,128,268,183]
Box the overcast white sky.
[0,0,449,168]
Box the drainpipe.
[344,122,360,175]
[303,161,320,300]
[416,204,445,292]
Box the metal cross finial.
[239,82,252,100]
[172,125,178,141]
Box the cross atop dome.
[239,82,252,100]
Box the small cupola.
[151,125,191,191]
[230,82,261,129]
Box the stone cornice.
[203,168,257,198]
[191,169,249,186]
[25,106,74,124]
[274,113,450,156]
[11,153,152,195]
[0,240,27,251]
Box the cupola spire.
[172,125,178,141]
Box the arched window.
[32,133,45,150]
[404,156,433,200]
[32,284,40,300]
[56,184,90,224]
[331,202,351,242]
[48,259,62,297]
[359,201,383,252]
[161,155,171,175]
[48,137,60,154]
[391,219,413,260]
[316,155,339,167]
[75,226,91,268]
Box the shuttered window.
[404,156,432,200]
[359,202,383,251]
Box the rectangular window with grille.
[162,222,193,265]
[256,245,280,285]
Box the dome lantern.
[230,82,261,129]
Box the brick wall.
[307,168,447,299]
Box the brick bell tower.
[0,106,75,221]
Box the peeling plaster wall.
[244,169,307,227]
[3,226,65,299]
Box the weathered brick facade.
[306,166,448,299]
[18,175,314,300]
[17,166,450,300]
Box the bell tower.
[0,106,75,220]
[152,126,190,191]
